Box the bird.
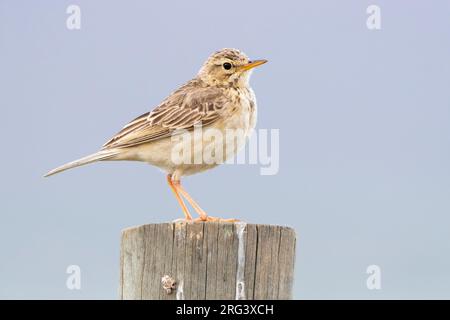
[45,48,267,222]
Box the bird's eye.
[223,62,232,70]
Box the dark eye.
[223,62,232,70]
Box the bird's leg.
[172,180,208,221]
[174,180,239,223]
[167,174,192,221]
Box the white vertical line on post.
[235,222,247,300]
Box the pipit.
[45,48,267,222]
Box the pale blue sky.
[1,0,449,299]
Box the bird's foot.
[172,216,240,223]
[193,216,240,223]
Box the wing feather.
[102,80,228,149]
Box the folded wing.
[102,80,229,149]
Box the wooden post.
[119,222,296,300]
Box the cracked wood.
[119,222,296,300]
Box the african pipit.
[45,48,267,221]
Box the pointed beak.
[239,59,268,72]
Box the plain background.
[1,0,449,299]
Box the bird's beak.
[239,59,268,71]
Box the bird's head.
[197,48,267,88]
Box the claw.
[193,216,240,223]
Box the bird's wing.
[102,81,229,149]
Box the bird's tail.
[44,149,120,177]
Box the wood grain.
[119,222,296,300]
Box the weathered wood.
[119,222,296,300]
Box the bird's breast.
[223,87,257,134]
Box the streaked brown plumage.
[101,79,227,149]
[45,48,267,221]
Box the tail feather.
[44,150,119,177]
